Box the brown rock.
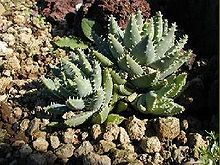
[119,127,130,144]
[74,141,94,157]
[32,131,47,140]
[13,107,22,119]
[0,3,5,16]
[63,128,79,144]
[126,116,146,141]
[42,0,83,21]
[103,123,120,141]
[91,124,102,140]
[20,119,30,131]
[32,138,49,152]
[140,136,161,153]
[83,152,111,165]
[55,144,75,159]
[156,117,180,141]
[111,148,137,165]
[0,102,15,124]
[175,130,187,145]
[26,118,41,136]
[96,140,116,154]
[50,135,60,149]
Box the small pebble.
[140,136,161,153]
[32,137,49,152]
[91,124,102,140]
[50,135,60,149]
[55,144,75,159]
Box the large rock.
[63,128,79,144]
[19,144,33,158]
[103,123,120,141]
[26,118,41,136]
[110,148,137,164]
[155,117,180,141]
[126,116,146,141]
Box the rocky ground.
[0,0,218,165]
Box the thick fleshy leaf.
[64,111,95,127]
[135,10,144,29]
[130,72,159,89]
[106,114,125,125]
[75,76,93,97]
[92,106,113,124]
[92,50,113,67]
[81,18,101,41]
[110,69,126,85]
[93,61,102,91]
[125,55,144,76]
[124,15,141,49]
[155,23,176,58]
[156,73,187,98]
[103,69,113,106]
[136,91,185,115]
[66,98,85,110]
[153,11,163,43]
[55,37,88,50]
[44,103,67,114]
[61,58,83,78]
[108,34,125,59]
[90,87,105,111]
[109,15,124,40]
[131,36,156,65]
[77,49,93,75]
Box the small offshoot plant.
[198,131,220,165]
[42,11,193,127]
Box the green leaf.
[108,34,125,59]
[55,37,88,49]
[92,50,113,67]
[44,103,68,114]
[64,110,95,127]
[81,18,96,41]
[155,73,187,98]
[130,72,159,89]
[66,98,85,110]
[75,76,93,97]
[81,18,102,41]
[106,114,125,125]
[115,101,128,113]
[110,69,126,85]
[109,15,124,40]
[124,15,141,49]
[103,69,113,106]
[92,106,113,124]
[136,91,185,115]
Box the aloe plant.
[43,11,193,128]
[42,49,118,127]
[81,11,193,115]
